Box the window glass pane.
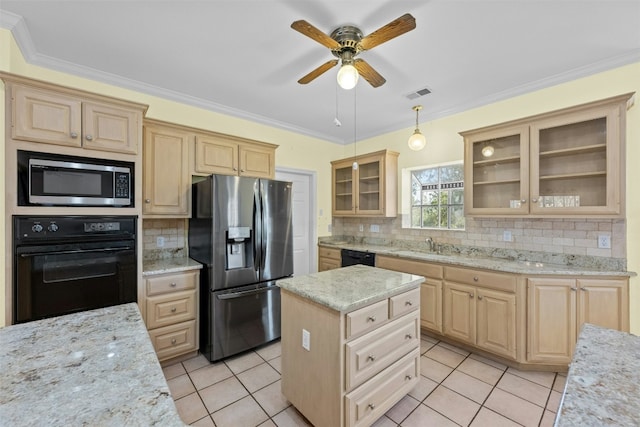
[411,207,421,227]
[451,189,464,205]
[421,206,439,228]
[413,169,438,185]
[411,177,421,205]
[422,190,438,205]
[450,206,465,229]
[440,164,464,183]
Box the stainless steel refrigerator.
[189,174,293,362]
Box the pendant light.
[408,105,427,151]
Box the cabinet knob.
[171,307,177,313]
[70,132,78,139]
[469,293,474,298]
[241,169,246,172]
[473,276,479,282]
[367,355,376,362]
[405,334,413,340]
[233,167,238,171]
[521,199,527,204]
[171,338,177,345]
[368,403,375,410]
[405,301,413,306]
[581,287,588,291]
[405,375,413,381]
[145,199,151,203]
[570,287,577,291]
[170,282,177,288]
[478,295,483,300]
[532,197,538,203]
[367,316,376,322]
[85,134,93,141]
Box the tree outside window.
[411,163,465,229]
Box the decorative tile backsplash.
[142,219,188,260]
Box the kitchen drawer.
[147,320,197,361]
[345,348,420,427]
[345,311,419,390]
[318,246,341,261]
[346,300,389,339]
[444,266,516,293]
[146,270,198,296]
[389,288,420,318]
[376,256,443,279]
[146,290,196,329]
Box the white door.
[276,168,316,275]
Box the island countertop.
[555,324,640,426]
[277,264,424,312]
[0,303,185,427]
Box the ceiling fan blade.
[359,13,416,51]
[354,59,386,88]
[298,59,339,84]
[291,20,341,50]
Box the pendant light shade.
[337,64,359,90]
[408,105,426,151]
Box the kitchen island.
[278,265,424,427]
[555,323,640,426]
[0,303,184,427]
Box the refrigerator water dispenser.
[226,226,251,269]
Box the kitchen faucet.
[425,237,434,252]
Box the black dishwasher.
[341,249,375,267]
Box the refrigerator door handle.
[253,184,262,275]
[216,285,277,300]
[260,182,267,270]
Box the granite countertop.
[319,241,634,277]
[0,303,185,427]
[555,324,640,426]
[277,264,423,312]
[143,256,203,276]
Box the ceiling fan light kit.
[408,105,427,151]
[337,63,359,90]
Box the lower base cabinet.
[318,246,341,271]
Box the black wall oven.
[13,216,137,323]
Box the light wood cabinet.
[194,133,276,178]
[443,267,517,360]
[281,287,420,427]
[143,122,190,217]
[331,149,399,217]
[318,246,341,271]
[527,277,629,364]
[12,83,142,154]
[145,270,200,362]
[376,255,443,334]
[462,94,632,218]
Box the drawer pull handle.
[171,307,177,313]
[473,276,479,282]
[367,355,376,362]
[367,316,376,322]
[405,375,413,381]
[171,338,177,345]
[170,282,177,287]
[405,301,413,306]
[405,334,413,340]
[368,403,375,410]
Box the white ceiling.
[1,1,639,144]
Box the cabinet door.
[12,84,82,146]
[463,124,529,215]
[577,278,629,332]
[82,102,140,154]
[530,103,622,216]
[420,279,443,333]
[356,156,384,215]
[527,278,576,364]
[194,134,239,175]
[332,161,356,215]
[477,288,516,360]
[239,143,275,178]
[143,125,190,216]
[318,257,340,272]
[443,282,475,344]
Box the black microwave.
[17,150,134,207]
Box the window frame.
[410,162,465,230]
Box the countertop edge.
[143,257,203,276]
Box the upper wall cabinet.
[194,133,276,179]
[10,82,144,155]
[461,93,633,218]
[331,149,399,217]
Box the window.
[411,163,465,229]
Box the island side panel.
[281,289,344,427]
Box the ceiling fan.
[291,13,416,89]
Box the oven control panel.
[84,222,121,232]
[15,216,136,240]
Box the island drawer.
[389,288,420,318]
[345,348,420,427]
[319,246,341,260]
[345,311,419,390]
[146,290,197,329]
[148,320,197,361]
[346,300,389,339]
[444,266,516,293]
[146,270,198,296]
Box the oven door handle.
[19,246,134,257]
[216,286,277,300]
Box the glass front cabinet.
[462,93,632,218]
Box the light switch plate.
[302,329,310,351]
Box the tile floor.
[163,334,565,427]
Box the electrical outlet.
[370,224,380,233]
[156,236,165,247]
[359,224,364,232]
[327,224,332,232]
[598,235,611,249]
[302,329,310,351]
[503,230,512,242]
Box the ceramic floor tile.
[271,406,313,426]
[407,375,438,402]
[496,372,551,407]
[252,379,291,417]
[225,350,265,374]
[420,355,454,383]
[420,339,437,354]
[546,390,562,413]
[442,370,493,404]
[436,341,471,357]
[457,357,505,385]
[268,355,282,373]
[188,361,234,390]
[506,366,556,388]
[174,392,208,425]
[191,415,215,427]
[256,340,282,361]
[468,352,508,371]
[470,407,521,427]
[553,374,567,392]
[211,395,268,427]
[385,395,420,424]
[167,373,196,400]
[258,420,277,427]
[163,362,186,380]
[371,415,398,427]
[182,354,210,373]
[400,404,458,427]
[424,385,480,426]
[540,409,557,427]
[198,376,249,414]
[237,362,281,393]
[425,345,467,368]
[484,388,544,427]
